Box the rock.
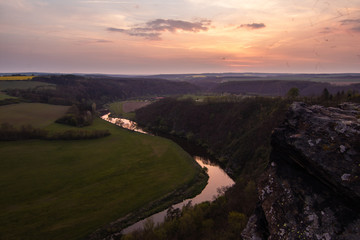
[242,102,360,240]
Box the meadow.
[0,92,16,100]
[0,103,201,240]
[107,101,151,119]
[0,103,69,127]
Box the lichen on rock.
[242,102,360,240]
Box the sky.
[0,0,360,74]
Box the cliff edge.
[242,102,360,240]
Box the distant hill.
[143,73,360,96]
[5,75,200,106]
[3,72,360,98]
[211,80,360,96]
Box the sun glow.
[1,0,359,73]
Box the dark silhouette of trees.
[56,101,96,127]
[286,87,299,99]
[121,179,257,240]
[5,75,200,107]
[135,97,289,176]
[0,122,110,141]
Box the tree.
[321,88,330,100]
[286,87,299,99]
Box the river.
[101,113,235,233]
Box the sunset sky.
[1,0,359,74]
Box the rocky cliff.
[242,102,360,240]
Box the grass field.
[0,103,69,127]
[0,104,200,240]
[0,76,35,81]
[0,92,17,100]
[107,101,151,119]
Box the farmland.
[0,103,203,240]
[0,76,35,81]
[0,103,69,128]
[107,101,151,119]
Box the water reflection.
[101,113,147,134]
[122,156,234,233]
[100,113,235,234]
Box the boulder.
[243,102,360,239]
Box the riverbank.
[122,156,235,234]
[88,166,208,239]
[86,115,210,239]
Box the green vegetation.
[0,122,110,141]
[132,91,360,239]
[0,92,19,105]
[122,179,257,240]
[132,96,288,238]
[5,74,360,239]
[0,76,34,81]
[107,101,151,120]
[0,81,54,91]
[56,102,97,127]
[176,94,218,102]
[5,75,199,107]
[0,116,204,240]
[219,75,360,83]
[136,96,289,177]
[286,87,299,99]
[0,92,16,100]
[0,103,69,128]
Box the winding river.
[101,113,234,233]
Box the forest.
[127,91,360,240]
[5,75,200,106]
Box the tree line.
[5,75,200,107]
[0,123,110,141]
[136,96,289,177]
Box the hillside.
[211,80,360,97]
[4,75,200,106]
[135,96,290,178]
[0,103,206,240]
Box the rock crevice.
[243,102,360,239]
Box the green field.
[0,76,35,81]
[0,104,200,240]
[107,101,151,119]
[0,103,70,127]
[0,92,16,100]
[0,81,55,91]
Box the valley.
[0,73,360,239]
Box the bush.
[0,122,110,141]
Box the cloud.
[96,39,113,43]
[107,19,211,40]
[339,18,360,33]
[319,27,333,34]
[146,19,211,32]
[340,19,360,25]
[351,26,360,32]
[107,27,162,40]
[238,23,266,30]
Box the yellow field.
[0,76,35,81]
